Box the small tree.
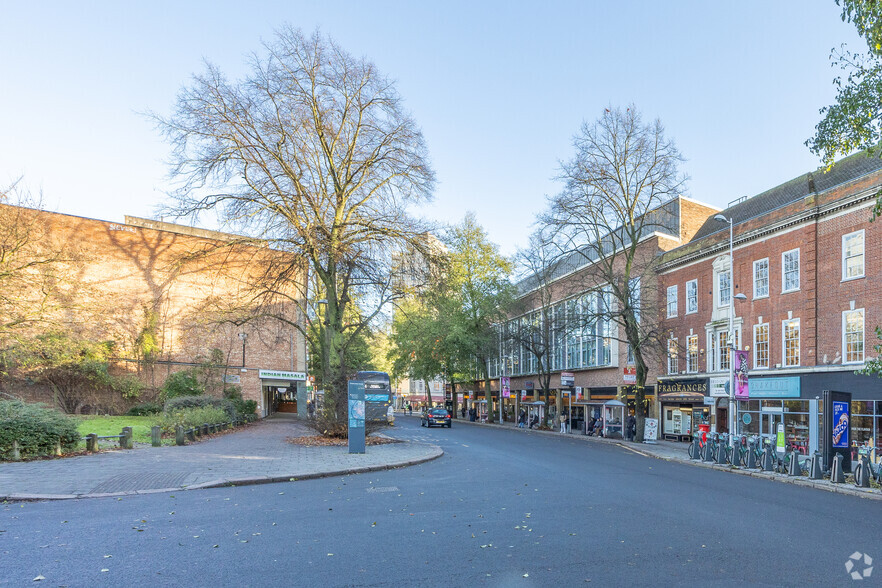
[542,106,686,441]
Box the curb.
[0,444,443,502]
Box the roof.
[690,152,882,241]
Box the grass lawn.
[76,415,161,446]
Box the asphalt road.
[1,416,877,587]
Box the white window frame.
[717,270,731,308]
[753,258,769,299]
[782,249,800,293]
[842,230,865,281]
[782,318,800,367]
[666,285,678,318]
[753,323,769,369]
[667,338,678,375]
[843,308,865,364]
[686,334,698,374]
[686,279,697,314]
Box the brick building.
[657,153,882,451]
[3,206,306,417]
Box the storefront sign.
[657,379,708,395]
[525,380,534,390]
[223,374,241,384]
[258,370,306,381]
[703,396,716,406]
[734,350,749,399]
[575,386,583,400]
[748,377,800,398]
[561,372,574,387]
[645,418,658,442]
[623,367,636,384]
[709,377,728,397]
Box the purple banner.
[734,349,749,399]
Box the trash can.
[699,424,710,443]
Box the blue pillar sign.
[348,380,366,454]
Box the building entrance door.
[761,409,783,443]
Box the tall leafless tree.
[542,106,687,441]
[155,27,435,434]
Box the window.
[753,323,769,368]
[718,270,731,307]
[668,338,678,374]
[686,279,697,314]
[753,258,769,298]
[783,318,800,367]
[843,231,865,280]
[782,249,800,293]
[711,328,739,372]
[686,335,698,373]
[844,309,865,364]
[666,285,677,318]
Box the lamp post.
[713,214,747,447]
[238,332,248,368]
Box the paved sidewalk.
[421,411,882,501]
[0,415,441,501]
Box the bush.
[0,400,81,459]
[161,370,204,402]
[154,406,229,434]
[223,385,257,417]
[126,402,162,416]
[164,395,236,420]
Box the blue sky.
[0,1,863,255]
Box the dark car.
[421,408,452,428]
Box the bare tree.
[155,27,435,435]
[542,106,687,441]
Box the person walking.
[626,413,637,441]
[517,408,526,429]
[559,412,568,434]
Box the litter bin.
[698,424,710,443]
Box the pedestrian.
[461,405,466,419]
[518,408,526,428]
[626,414,637,441]
[559,412,568,434]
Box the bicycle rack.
[716,441,729,465]
[831,453,846,484]
[702,440,715,462]
[746,440,758,469]
[787,451,801,476]
[761,445,775,471]
[690,437,701,460]
[855,455,872,488]
[808,452,823,480]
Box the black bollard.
[762,445,775,471]
[787,451,802,476]
[855,456,871,488]
[809,452,823,479]
[746,440,757,469]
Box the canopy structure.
[603,399,626,438]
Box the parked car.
[421,408,452,428]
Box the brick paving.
[0,414,441,500]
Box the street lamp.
[238,332,248,370]
[714,214,747,447]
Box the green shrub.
[223,385,257,417]
[126,402,162,416]
[164,395,236,420]
[154,406,229,434]
[111,374,146,400]
[0,400,81,459]
[161,370,204,402]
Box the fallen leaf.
[33,575,45,582]
[100,569,109,573]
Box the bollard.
[855,456,871,488]
[187,428,196,442]
[151,426,162,447]
[746,441,757,469]
[762,445,775,471]
[787,451,802,476]
[831,453,845,483]
[809,452,823,479]
[55,440,63,456]
[202,423,209,436]
[175,425,185,446]
[86,433,98,452]
[11,440,21,461]
[121,427,134,449]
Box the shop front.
[657,378,709,442]
[735,376,814,454]
[259,369,307,418]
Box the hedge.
[0,400,81,459]
[164,395,237,420]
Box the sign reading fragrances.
[657,379,708,395]
[258,370,306,381]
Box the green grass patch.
[76,415,158,446]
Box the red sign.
[623,367,636,384]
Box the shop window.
[842,230,865,280]
[667,285,677,318]
[843,308,864,364]
[783,318,800,367]
[782,249,800,293]
[686,279,697,314]
[686,335,698,373]
[667,338,678,374]
[753,258,769,298]
[753,323,769,369]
